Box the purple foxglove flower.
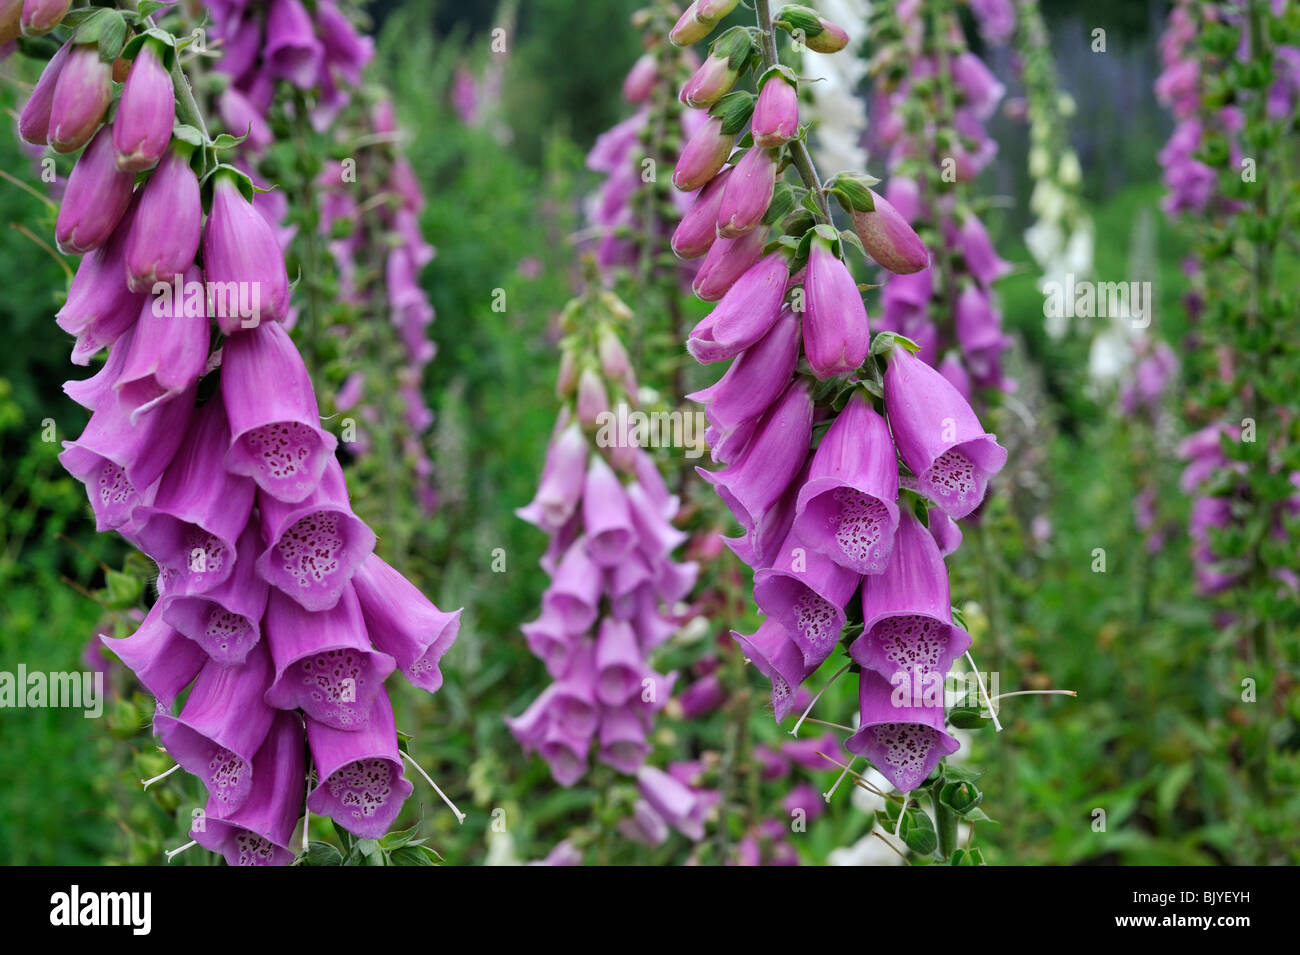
[63,326,133,412]
[594,617,645,706]
[56,203,148,366]
[672,167,731,259]
[55,127,134,254]
[155,640,276,814]
[18,39,70,145]
[782,782,826,820]
[622,53,658,103]
[927,508,963,556]
[517,418,588,532]
[576,366,609,427]
[112,40,175,172]
[752,73,798,147]
[598,706,651,774]
[316,0,373,85]
[620,799,669,846]
[265,0,324,86]
[782,732,839,770]
[134,397,255,594]
[716,146,777,238]
[114,266,209,419]
[803,239,870,379]
[954,283,1008,358]
[880,267,932,334]
[688,306,799,463]
[351,553,461,693]
[633,587,679,653]
[20,0,70,36]
[884,176,921,224]
[125,148,201,290]
[730,618,818,720]
[551,642,601,737]
[99,601,206,709]
[506,684,561,752]
[952,51,1004,121]
[203,175,291,332]
[883,345,1007,519]
[583,455,636,566]
[722,459,803,570]
[306,692,413,839]
[256,457,377,611]
[263,586,396,728]
[937,352,972,403]
[698,379,812,537]
[753,526,860,666]
[672,115,734,191]
[221,321,339,502]
[687,252,790,362]
[957,214,1011,286]
[851,190,929,275]
[522,610,576,679]
[693,227,768,301]
[636,765,707,840]
[47,42,111,153]
[655,556,698,603]
[845,669,959,792]
[678,673,726,718]
[609,552,654,619]
[161,522,268,665]
[793,392,900,574]
[849,506,971,683]
[539,721,590,787]
[59,382,195,534]
[192,711,304,866]
[544,539,603,632]
[218,87,274,153]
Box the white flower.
[828,828,907,866]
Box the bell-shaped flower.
[161,522,269,665]
[598,706,651,774]
[55,127,134,254]
[192,711,304,866]
[583,454,636,566]
[55,204,148,365]
[803,238,870,379]
[636,765,708,840]
[134,397,255,594]
[522,610,576,680]
[716,146,777,238]
[952,51,1005,121]
[125,147,201,290]
[99,601,206,710]
[850,190,929,275]
[752,72,798,147]
[63,326,133,412]
[256,457,376,611]
[956,213,1011,286]
[882,345,1007,519]
[351,553,461,693]
[263,586,396,729]
[692,226,768,301]
[218,87,274,154]
[849,507,971,683]
[114,265,209,420]
[18,38,70,145]
[845,669,959,792]
[594,618,645,707]
[155,640,276,814]
[542,539,603,633]
[516,416,587,532]
[48,42,111,153]
[697,378,811,538]
[306,692,413,840]
[689,306,799,464]
[730,618,818,721]
[221,321,339,502]
[687,252,790,363]
[753,527,860,667]
[792,392,900,574]
[671,114,734,191]
[112,40,175,172]
[59,381,195,534]
[672,167,731,258]
[626,482,687,558]
[265,0,324,87]
[202,174,291,331]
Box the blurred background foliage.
[1,0,1293,865]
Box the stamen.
[799,716,857,733]
[141,763,182,790]
[894,794,908,839]
[790,662,851,737]
[823,755,856,802]
[963,651,1003,733]
[165,840,197,862]
[989,689,1077,703]
[401,750,466,824]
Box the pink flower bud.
[48,43,112,153]
[202,175,291,333]
[672,115,734,191]
[805,19,849,53]
[113,41,175,173]
[716,147,776,238]
[693,228,767,301]
[577,367,610,427]
[802,239,869,379]
[752,73,798,147]
[218,87,274,154]
[670,3,713,46]
[622,53,657,103]
[672,167,731,258]
[680,51,738,109]
[18,39,70,145]
[851,190,930,274]
[126,147,201,291]
[56,126,135,254]
[20,0,70,36]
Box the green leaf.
[379,821,422,851]
[295,842,344,866]
[390,845,440,866]
[900,809,937,856]
[96,12,129,64]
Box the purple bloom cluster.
[14,7,459,865]
[509,322,695,785]
[620,764,719,846]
